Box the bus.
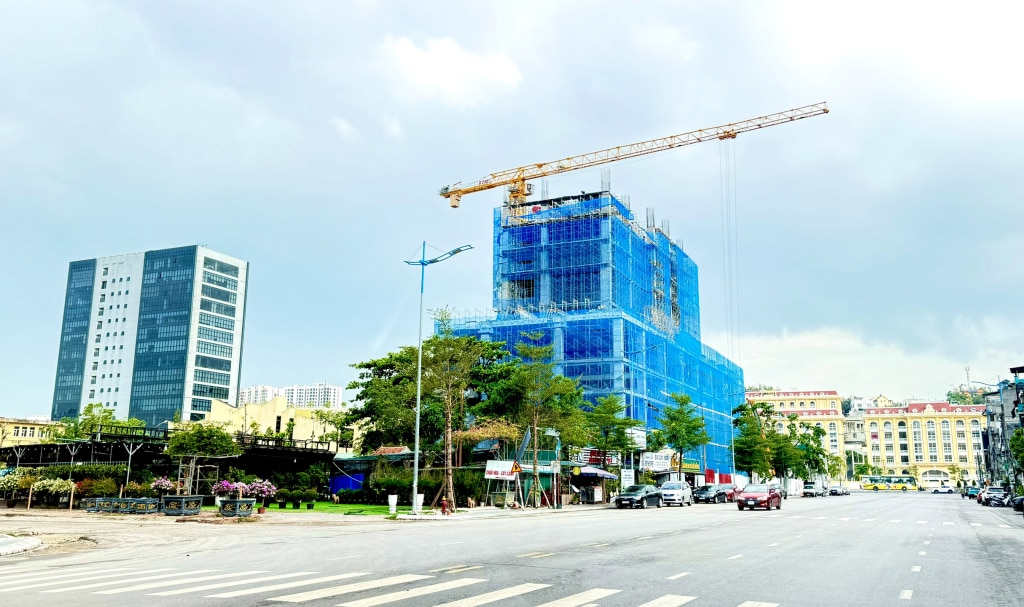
[860,475,917,491]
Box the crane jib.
[440,102,829,207]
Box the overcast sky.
[2,1,1022,419]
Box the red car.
[736,483,782,511]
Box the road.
[1,491,1021,607]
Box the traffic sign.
[510,461,523,474]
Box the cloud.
[706,322,1023,401]
[381,113,403,138]
[378,35,522,108]
[329,117,358,142]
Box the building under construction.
[450,190,743,478]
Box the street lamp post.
[405,241,472,514]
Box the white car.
[660,481,693,506]
[932,486,955,494]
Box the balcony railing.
[233,433,333,452]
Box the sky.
[2,1,1023,419]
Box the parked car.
[720,484,738,502]
[693,484,729,504]
[829,486,850,496]
[1011,495,1024,512]
[736,483,783,511]
[963,487,981,499]
[660,481,693,507]
[769,483,788,499]
[615,484,663,509]
[932,486,956,494]
[982,486,1008,506]
[802,481,826,497]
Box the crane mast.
[439,102,829,211]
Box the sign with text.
[640,451,673,472]
[620,468,635,487]
[484,460,518,481]
[626,427,647,450]
[571,448,621,466]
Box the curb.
[0,534,42,556]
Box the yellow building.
[0,417,55,447]
[862,401,986,487]
[744,389,847,459]
[201,396,353,453]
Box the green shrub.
[38,464,130,483]
[335,489,365,504]
[89,478,118,497]
[124,481,156,498]
[302,489,318,503]
[276,489,291,502]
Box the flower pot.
[219,498,257,517]
[278,501,287,509]
[4,498,15,509]
[306,503,314,510]
[257,506,266,515]
[80,497,97,512]
[115,498,134,513]
[291,502,300,509]
[161,495,203,516]
[131,498,160,514]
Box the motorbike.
[988,493,1010,508]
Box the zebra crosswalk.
[0,562,781,606]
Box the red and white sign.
[485,460,519,481]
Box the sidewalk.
[396,503,613,521]
[0,534,41,556]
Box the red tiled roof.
[372,446,412,456]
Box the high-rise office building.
[51,246,249,427]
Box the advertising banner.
[640,451,673,472]
[484,460,519,481]
[620,468,635,487]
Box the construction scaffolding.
[450,191,744,476]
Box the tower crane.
[439,102,829,211]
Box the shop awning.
[572,466,617,480]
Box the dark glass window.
[199,312,234,331]
[203,257,239,277]
[51,259,96,421]
[196,340,232,358]
[202,271,238,292]
[194,369,230,386]
[197,326,233,344]
[191,398,212,412]
[195,355,231,372]
[129,246,196,426]
[193,383,229,400]
[200,299,235,317]
[201,284,237,304]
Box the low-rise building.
[745,389,847,459]
[0,417,55,447]
[862,401,986,487]
[201,396,353,453]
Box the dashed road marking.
[918,551,927,556]
[923,541,930,545]
[727,554,744,560]
[767,543,780,547]
[889,520,902,523]
[534,588,621,607]
[445,567,483,574]
[999,525,1011,529]
[736,602,780,607]
[666,572,690,580]
[916,521,927,524]
[864,519,877,522]
[265,574,430,603]
[636,595,697,607]
[899,590,913,600]
[517,552,548,558]
[911,566,922,572]
[430,566,467,573]
[970,523,982,527]
[813,516,827,520]
[943,522,954,526]
[339,578,486,607]
[432,583,549,606]
[528,553,555,559]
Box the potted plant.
[276,488,291,509]
[290,489,302,509]
[218,482,257,518]
[164,422,240,516]
[247,479,276,514]
[303,489,317,510]
[90,477,118,512]
[0,468,26,508]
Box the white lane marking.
[206,573,369,598]
[767,543,780,547]
[918,551,927,556]
[430,582,550,606]
[923,541,930,545]
[636,595,697,607]
[96,571,266,594]
[999,524,1011,529]
[813,516,827,520]
[839,517,852,521]
[788,516,804,519]
[911,566,922,572]
[889,520,902,523]
[943,522,954,525]
[340,578,487,607]
[430,566,467,573]
[0,567,123,587]
[11,570,176,593]
[327,556,360,561]
[38,569,197,593]
[796,535,804,538]
[150,572,319,596]
[529,553,555,559]
[899,589,913,600]
[440,542,464,546]
[916,521,927,524]
[736,602,780,607]
[970,523,982,527]
[268,574,430,603]
[445,567,484,574]
[517,552,547,558]
[633,536,654,540]
[863,519,877,522]
[666,572,690,580]
[534,588,621,607]
[727,554,744,560]
[590,543,609,547]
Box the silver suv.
[661,481,693,507]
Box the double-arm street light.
[404,241,473,514]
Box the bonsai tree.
[90,477,118,498]
[276,488,291,507]
[303,489,318,505]
[165,422,240,495]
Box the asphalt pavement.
[0,492,1021,607]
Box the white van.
[802,481,826,497]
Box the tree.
[841,399,852,416]
[586,394,641,467]
[166,422,240,494]
[313,402,355,449]
[46,403,146,442]
[732,401,775,480]
[420,313,488,511]
[513,331,581,508]
[948,464,964,487]
[659,393,711,481]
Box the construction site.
[442,103,829,480]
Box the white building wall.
[240,384,344,408]
[80,252,145,420]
